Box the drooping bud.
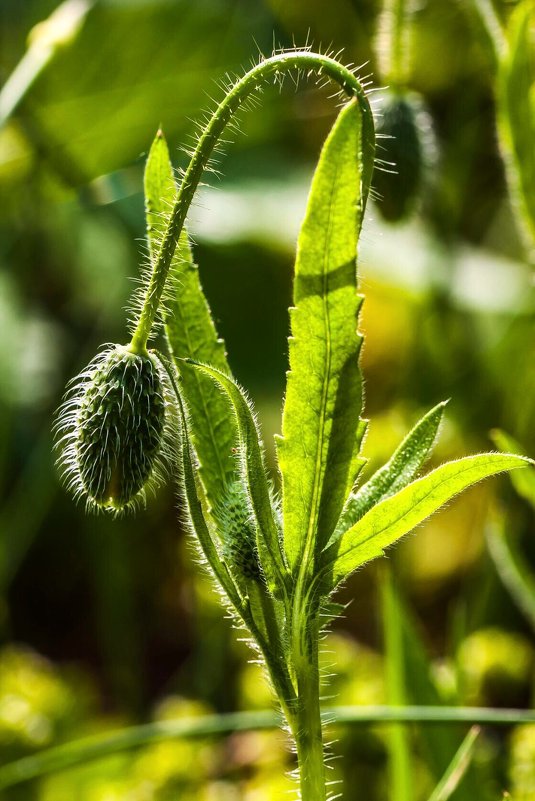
[55,345,171,513]
[216,481,261,581]
[373,89,435,223]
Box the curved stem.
[129,50,373,352]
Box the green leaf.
[380,564,412,801]
[497,2,535,253]
[277,100,371,572]
[486,515,535,635]
[322,453,531,588]
[427,727,480,801]
[391,583,475,789]
[144,131,237,511]
[144,129,177,258]
[165,244,238,512]
[334,401,447,540]
[490,429,535,507]
[186,360,288,599]
[155,356,242,612]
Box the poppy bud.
[373,89,434,222]
[216,480,261,581]
[55,345,170,513]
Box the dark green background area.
[0,1,534,799]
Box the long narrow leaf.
[144,129,177,255]
[486,517,535,635]
[394,584,475,787]
[497,2,535,253]
[143,132,237,509]
[322,453,531,588]
[1,707,531,791]
[334,401,447,540]
[490,429,535,507]
[156,356,242,612]
[427,727,481,801]
[381,564,412,801]
[277,100,371,572]
[186,360,288,599]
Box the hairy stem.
[129,50,372,352]
[290,633,326,801]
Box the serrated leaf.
[186,360,288,599]
[165,245,238,511]
[277,100,372,572]
[497,2,535,253]
[156,355,242,612]
[334,401,447,541]
[321,453,531,589]
[143,131,237,510]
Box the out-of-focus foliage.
[0,0,534,799]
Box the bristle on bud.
[216,480,261,581]
[54,345,173,513]
[373,89,435,223]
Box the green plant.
[54,49,531,800]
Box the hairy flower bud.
[55,345,171,513]
[373,90,435,223]
[216,481,261,581]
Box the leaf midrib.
[301,162,340,571]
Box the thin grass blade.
[427,727,481,801]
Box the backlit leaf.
[276,99,373,572]
[322,453,531,588]
[334,401,447,541]
[143,132,237,510]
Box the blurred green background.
[0,0,534,798]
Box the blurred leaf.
[490,429,535,507]
[277,100,369,571]
[4,1,261,182]
[0,0,94,128]
[381,564,412,801]
[497,2,535,256]
[395,589,477,796]
[427,726,480,801]
[486,517,535,635]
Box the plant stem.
[380,0,411,87]
[129,50,372,352]
[289,633,326,801]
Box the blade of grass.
[0,708,532,790]
[381,563,412,801]
[427,726,481,801]
[486,517,535,635]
